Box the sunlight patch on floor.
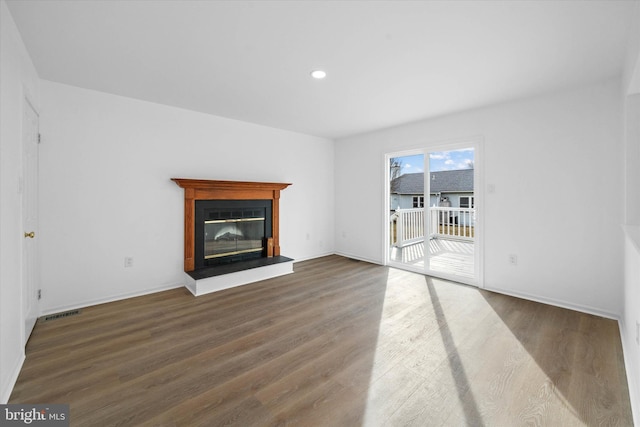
[361,269,586,426]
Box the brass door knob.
[24,231,35,238]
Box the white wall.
[623,2,640,97]
[38,80,334,314]
[623,228,640,425]
[335,80,624,318]
[625,94,640,227]
[623,98,640,427]
[624,0,640,227]
[0,0,40,403]
[621,2,640,422]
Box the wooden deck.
[389,237,475,279]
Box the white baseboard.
[1,353,25,404]
[335,251,618,318]
[483,285,620,320]
[40,281,185,317]
[332,251,382,265]
[291,251,335,263]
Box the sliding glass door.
[386,141,482,287]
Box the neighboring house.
[390,169,474,210]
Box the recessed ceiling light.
[310,70,327,79]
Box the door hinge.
[38,133,41,144]
[37,289,41,300]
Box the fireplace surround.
[172,178,293,296]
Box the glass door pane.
[388,153,425,270]
[426,147,476,282]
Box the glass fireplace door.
[204,217,266,259]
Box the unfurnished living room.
[1,1,640,426]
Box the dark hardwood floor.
[10,255,633,426]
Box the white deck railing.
[390,208,424,247]
[430,207,475,241]
[391,207,475,247]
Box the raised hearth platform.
[184,256,294,296]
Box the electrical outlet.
[124,257,134,268]
[508,254,518,266]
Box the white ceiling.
[6,0,637,139]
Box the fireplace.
[172,179,294,296]
[195,199,272,269]
[172,179,291,273]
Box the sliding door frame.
[384,137,484,288]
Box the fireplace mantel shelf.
[172,178,292,272]
[172,178,291,193]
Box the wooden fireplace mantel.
[172,178,291,272]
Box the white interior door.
[22,99,39,343]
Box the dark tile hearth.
[186,256,294,281]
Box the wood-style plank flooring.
[10,255,633,426]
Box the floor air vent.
[41,309,81,322]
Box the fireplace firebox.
[194,200,272,269]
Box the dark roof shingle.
[390,169,473,194]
